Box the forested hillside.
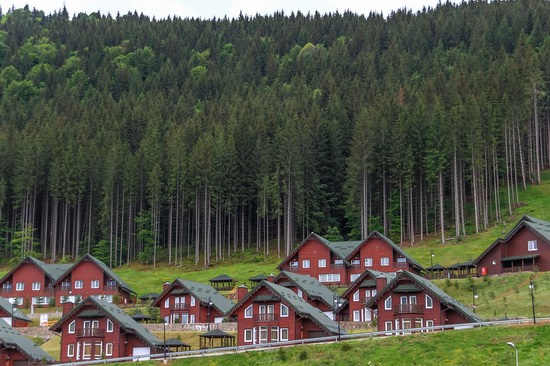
[0,1,549,268]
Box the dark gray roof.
[262,281,345,336]
[209,274,234,282]
[501,254,539,262]
[139,293,160,300]
[278,271,338,310]
[249,274,268,281]
[366,271,482,323]
[328,241,363,261]
[51,297,162,347]
[164,337,191,347]
[362,231,425,271]
[0,319,55,362]
[0,297,30,322]
[447,261,475,269]
[200,329,235,338]
[169,279,235,315]
[426,264,447,270]
[0,257,71,286]
[341,269,396,299]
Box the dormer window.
[528,240,538,251]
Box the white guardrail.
[55,317,545,366]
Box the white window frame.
[91,280,100,289]
[381,257,390,266]
[353,290,360,302]
[318,259,326,268]
[16,282,24,291]
[191,296,196,306]
[350,273,360,282]
[244,329,253,342]
[353,310,360,321]
[302,259,310,269]
[93,341,103,359]
[385,321,393,332]
[68,320,76,334]
[164,298,170,309]
[32,282,41,291]
[67,344,75,357]
[244,305,253,318]
[271,326,279,342]
[259,326,268,344]
[426,320,434,332]
[280,328,289,341]
[364,258,373,267]
[297,289,303,298]
[107,319,114,332]
[105,343,113,356]
[425,294,433,309]
[319,274,341,283]
[280,303,289,317]
[528,240,538,251]
[384,296,392,310]
[74,280,83,289]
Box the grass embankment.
[111,323,550,366]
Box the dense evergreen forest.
[0,0,549,267]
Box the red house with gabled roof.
[0,318,55,365]
[0,256,71,308]
[277,231,424,286]
[50,296,162,363]
[474,215,550,275]
[365,271,481,334]
[0,297,31,327]
[229,280,344,345]
[337,269,395,322]
[52,254,136,306]
[153,279,235,325]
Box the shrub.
[298,350,308,361]
[341,342,352,352]
[278,348,287,361]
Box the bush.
[298,350,308,361]
[278,348,287,361]
[341,342,352,352]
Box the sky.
[5,1,458,20]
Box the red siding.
[0,347,37,366]
[157,288,223,324]
[0,262,53,308]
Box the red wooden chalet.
[365,271,481,334]
[277,231,424,286]
[229,280,344,346]
[336,270,395,322]
[153,279,234,324]
[52,254,136,306]
[474,215,550,275]
[50,297,162,363]
[0,297,31,327]
[0,319,55,365]
[0,256,71,308]
[274,270,338,319]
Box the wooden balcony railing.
[103,285,118,291]
[172,303,190,311]
[254,313,278,322]
[287,265,300,272]
[361,297,373,306]
[1,288,12,294]
[60,285,72,292]
[330,263,345,270]
[76,328,105,337]
[393,262,408,269]
[393,304,424,314]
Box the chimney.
[267,274,276,283]
[62,301,74,315]
[237,284,248,301]
[163,281,171,291]
[376,275,388,291]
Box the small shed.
[249,274,268,288]
[164,338,191,352]
[425,264,448,279]
[199,329,235,349]
[448,261,476,278]
[131,312,153,323]
[139,293,160,304]
[209,274,235,291]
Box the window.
[190,314,195,323]
[302,259,310,269]
[107,319,114,332]
[74,280,83,289]
[67,344,74,357]
[280,328,289,341]
[381,257,390,266]
[297,289,303,298]
[191,296,196,306]
[319,274,341,283]
[425,294,433,309]
[32,282,41,291]
[271,326,279,342]
[426,320,434,331]
[397,257,407,263]
[91,280,100,289]
[244,329,253,342]
[105,343,113,356]
[385,321,393,332]
[364,258,373,267]
[528,240,538,251]
[415,318,423,329]
[384,296,392,310]
[353,310,360,321]
[16,283,24,291]
[68,320,76,334]
[94,342,102,359]
[259,326,268,343]
[164,298,170,309]
[83,341,92,359]
[280,303,289,317]
[353,290,360,302]
[318,259,326,268]
[350,273,360,282]
[244,305,253,318]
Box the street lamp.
[333,295,343,341]
[472,288,478,313]
[529,276,536,324]
[430,250,435,278]
[11,303,17,327]
[507,342,518,366]
[163,317,167,360]
[207,296,213,331]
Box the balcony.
[350,262,361,269]
[393,262,408,269]
[103,285,118,291]
[1,288,12,294]
[287,265,300,272]
[60,285,72,292]
[43,287,54,293]
[330,263,345,270]
[254,313,278,322]
[393,304,424,314]
[172,303,190,311]
[361,297,373,306]
[76,328,105,337]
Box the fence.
[54,317,545,366]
